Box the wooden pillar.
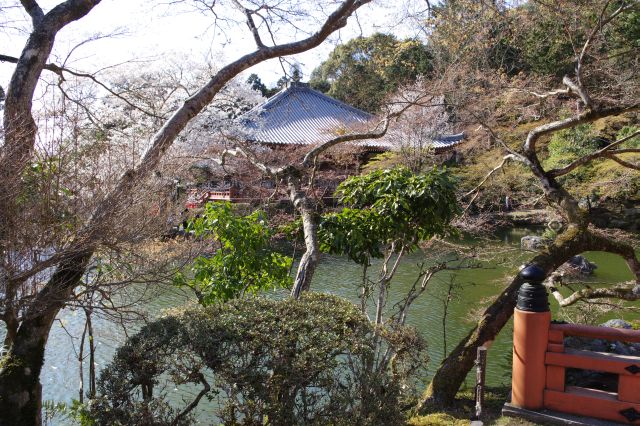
[511,265,550,410]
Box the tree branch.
[302,118,391,167]
[211,145,288,176]
[171,373,210,426]
[463,155,518,199]
[604,153,640,170]
[574,0,634,107]
[523,104,640,154]
[548,130,640,177]
[588,230,640,282]
[0,54,164,119]
[547,281,640,307]
[562,75,593,110]
[517,86,571,100]
[461,154,529,213]
[301,97,427,167]
[609,148,640,154]
[19,0,44,27]
[231,0,265,49]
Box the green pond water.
[36,227,638,422]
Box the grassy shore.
[408,387,545,425]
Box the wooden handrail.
[546,348,640,376]
[550,323,640,343]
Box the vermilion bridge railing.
[509,265,640,425]
[542,323,640,424]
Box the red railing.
[185,188,238,208]
[543,323,640,424]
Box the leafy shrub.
[174,202,292,303]
[90,294,427,425]
[319,167,459,264]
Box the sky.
[0,0,428,90]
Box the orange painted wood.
[619,375,640,404]
[545,365,565,392]
[544,387,640,424]
[550,323,640,343]
[546,349,640,376]
[565,385,618,400]
[548,329,564,344]
[512,310,551,410]
[547,343,564,353]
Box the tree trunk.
[78,321,87,403]
[86,309,96,399]
[0,327,47,426]
[420,225,588,409]
[288,175,320,299]
[0,250,91,425]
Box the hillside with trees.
[311,2,639,219]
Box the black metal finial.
[516,265,549,312]
[520,265,546,283]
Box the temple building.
[186,81,465,207]
[241,81,465,152]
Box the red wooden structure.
[185,187,237,209]
[512,314,640,424]
[543,323,640,424]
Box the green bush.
[90,294,427,425]
[174,202,292,303]
[319,167,459,265]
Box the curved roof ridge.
[243,84,374,121]
[434,132,465,142]
[298,86,374,119]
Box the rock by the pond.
[601,319,632,329]
[520,235,547,251]
[565,255,597,275]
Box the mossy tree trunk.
[0,251,91,425]
[420,226,581,408]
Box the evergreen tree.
[309,33,432,112]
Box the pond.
[34,227,638,423]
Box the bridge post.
[511,265,550,410]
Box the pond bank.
[483,204,640,231]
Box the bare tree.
[0,0,374,423]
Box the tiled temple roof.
[239,82,464,151]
